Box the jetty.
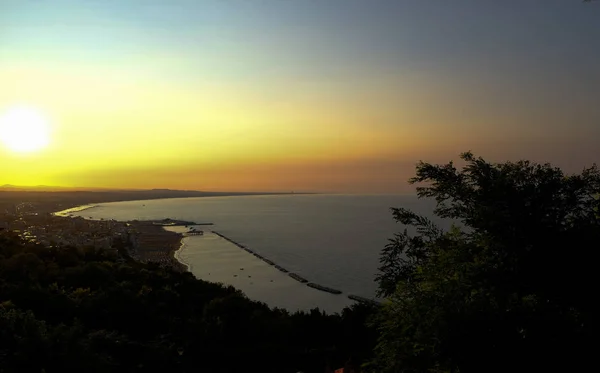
[214,230,271,265]
[211,230,348,296]
[288,273,308,283]
[348,294,382,306]
[274,265,289,273]
[306,283,342,295]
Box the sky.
[0,0,599,193]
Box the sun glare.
[0,106,51,153]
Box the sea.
[68,194,447,313]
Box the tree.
[371,152,600,373]
[0,231,375,373]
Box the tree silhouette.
[372,152,599,373]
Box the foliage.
[0,232,377,373]
[372,152,599,373]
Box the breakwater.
[347,294,381,306]
[307,283,342,294]
[288,273,308,283]
[211,230,348,297]
[274,264,288,273]
[213,230,287,269]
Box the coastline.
[52,202,378,312]
[167,226,193,272]
[52,204,99,217]
[173,238,191,272]
[178,229,381,307]
[53,204,190,273]
[170,229,357,312]
[129,221,189,272]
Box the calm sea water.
[71,194,444,311]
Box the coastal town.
[0,191,193,271]
[0,191,380,306]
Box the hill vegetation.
[0,232,376,373]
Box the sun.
[0,105,51,153]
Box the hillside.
[0,232,376,373]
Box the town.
[0,193,190,271]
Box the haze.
[1,0,598,193]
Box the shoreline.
[53,205,190,273]
[172,232,192,272]
[129,221,189,272]
[52,204,380,310]
[52,204,99,217]
[171,229,357,312]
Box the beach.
[49,206,356,312]
[53,195,399,312]
[50,205,190,273]
[52,204,99,217]
[166,226,355,312]
[49,205,350,311]
[128,221,188,272]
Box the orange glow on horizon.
[2,1,599,193]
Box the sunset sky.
[1,0,599,193]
